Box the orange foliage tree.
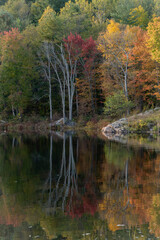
[129,28,160,109]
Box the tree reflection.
[43,133,78,215]
[54,134,78,213]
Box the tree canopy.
[0,0,159,120]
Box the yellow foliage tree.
[147,17,160,63]
[147,17,160,100]
[98,20,136,100]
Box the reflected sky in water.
[0,132,159,239]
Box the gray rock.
[102,118,128,134]
[154,107,160,111]
[55,118,67,125]
[119,118,127,122]
[50,118,76,129]
[143,109,154,115]
[102,125,116,133]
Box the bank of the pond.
[1,108,160,135]
[102,108,160,135]
[0,117,101,134]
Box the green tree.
[4,0,30,30]
[112,0,137,24]
[128,5,149,29]
[0,9,14,32]
[49,0,69,13]
[59,0,93,39]
[139,0,155,19]
[113,0,154,25]
[91,0,115,24]
[37,6,63,41]
[154,0,160,16]
[0,28,37,116]
[104,91,134,118]
[30,0,49,24]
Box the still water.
[0,132,160,240]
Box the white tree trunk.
[51,43,77,122]
[48,62,53,121]
[39,42,53,122]
[124,72,128,101]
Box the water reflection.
[0,133,159,239]
[43,134,78,214]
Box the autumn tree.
[129,28,160,109]
[147,17,160,101]
[64,33,98,115]
[98,20,136,100]
[79,37,98,114]
[147,17,160,63]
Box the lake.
[0,132,160,239]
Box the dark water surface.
[0,132,160,239]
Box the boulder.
[102,125,116,133]
[102,118,128,134]
[50,118,75,129]
[143,109,154,115]
[154,107,160,111]
[55,118,67,125]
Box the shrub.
[104,91,134,118]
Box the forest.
[0,0,160,124]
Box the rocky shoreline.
[102,108,160,135]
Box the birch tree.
[50,41,78,121]
[39,41,53,121]
[50,44,66,122]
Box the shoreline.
[1,107,160,137]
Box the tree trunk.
[124,73,128,101]
[12,105,15,117]
[49,76,53,122]
[62,97,66,124]
[76,88,79,117]
[69,97,73,121]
